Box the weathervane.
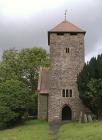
[64,10,67,21]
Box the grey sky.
[0,0,102,61]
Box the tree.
[97,54,102,79]
[18,47,49,92]
[0,48,49,92]
[0,79,32,129]
[87,79,102,119]
[0,47,49,128]
[77,54,102,119]
[0,49,19,82]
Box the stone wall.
[48,33,86,122]
[38,94,48,120]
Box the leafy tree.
[77,54,102,119]
[0,79,32,129]
[18,48,49,91]
[0,49,19,82]
[0,48,49,92]
[0,47,49,128]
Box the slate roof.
[37,67,49,94]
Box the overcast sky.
[0,0,102,61]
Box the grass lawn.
[59,121,102,140]
[0,120,102,140]
[0,120,48,140]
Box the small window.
[70,33,78,36]
[62,89,72,97]
[66,48,69,53]
[62,89,65,97]
[57,32,64,36]
[70,89,72,97]
[66,89,68,97]
[80,42,83,45]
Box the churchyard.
[0,119,102,140]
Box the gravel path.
[48,122,61,140]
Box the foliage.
[0,49,19,82]
[0,106,17,129]
[18,48,49,91]
[77,54,102,118]
[87,79,102,118]
[0,48,49,91]
[0,79,33,129]
[0,47,49,129]
[28,93,38,116]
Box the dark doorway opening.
[62,105,72,120]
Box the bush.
[0,79,33,129]
[28,93,38,117]
[0,106,18,129]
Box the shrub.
[0,79,32,129]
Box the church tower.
[37,17,87,122]
[48,19,86,122]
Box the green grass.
[0,120,102,140]
[0,120,48,140]
[59,121,102,140]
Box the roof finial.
[64,10,67,21]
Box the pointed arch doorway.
[62,105,72,120]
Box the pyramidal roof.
[49,20,85,33]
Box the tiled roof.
[49,20,85,33]
[38,67,49,94]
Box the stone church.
[38,18,88,122]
